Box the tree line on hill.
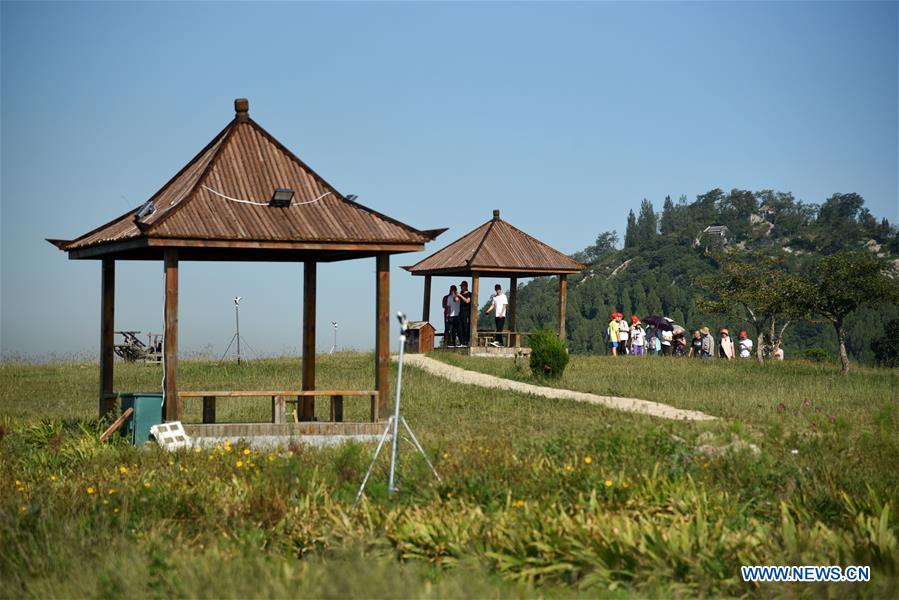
[513,189,899,370]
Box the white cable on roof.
[201,185,332,206]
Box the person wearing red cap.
[738,330,753,359]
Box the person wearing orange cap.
[738,330,753,359]
[617,313,630,354]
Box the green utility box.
[120,393,164,445]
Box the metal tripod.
[220,296,257,364]
[354,311,440,508]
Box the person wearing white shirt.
[445,285,461,347]
[617,319,630,354]
[485,284,509,347]
[738,330,754,359]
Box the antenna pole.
[235,301,241,365]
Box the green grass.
[1,353,897,597]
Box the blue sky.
[2,1,896,358]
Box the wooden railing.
[177,390,380,424]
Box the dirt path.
[402,355,717,422]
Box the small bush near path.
[528,328,570,379]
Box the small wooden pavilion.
[403,210,585,353]
[49,99,443,433]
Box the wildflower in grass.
[20,506,27,513]
[102,499,109,505]
[267,455,274,462]
[143,482,151,489]
[119,466,128,474]
[243,448,250,456]
[168,459,174,466]
[50,475,56,482]
[86,486,95,494]
[446,492,453,499]
[107,488,116,495]
[236,460,243,468]
[442,452,449,459]
[114,507,120,513]
[623,482,629,489]
[584,456,592,465]
[605,479,613,488]
[15,480,22,486]
[564,464,573,472]
[17,486,25,493]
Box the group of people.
[442,283,509,348]
[607,313,775,359]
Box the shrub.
[803,348,830,363]
[529,329,569,379]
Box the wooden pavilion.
[49,98,443,435]
[403,210,585,354]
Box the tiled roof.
[404,210,585,276]
[60,99,438,253]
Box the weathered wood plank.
[301,260,316,421]
[375,253,390,419]
[202,396,216,424]
[558,274,568,340]
[422,274,431,322]
[99,259,116,418]
[163,249,181,421]
[330,395,344,423]
[469,274,479,349]
[179,390,378,397]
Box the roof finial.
[492,209,500,221]
[234,98,249,122]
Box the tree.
[636,199,658,246]
[660,195,676,236]
[872,318,899,367]
[800,251,899,374]
[697,252,807,363]
[624,210,638,248]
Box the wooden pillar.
[469,274,480,349]
[301,260,316,421]
[375,253,390,419]
[202,396,216,424]
[163,249,181,421]
[558,274,568,341]
[509,276,518,348]
[99,259,116,418]
[422,275,432,322]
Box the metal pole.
[235,302,241,365]
[387,313,407,494]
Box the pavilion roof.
[403,210,586,277]
[50,99,443,261]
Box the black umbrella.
[641,315,674,331]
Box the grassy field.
[1,353,897,597]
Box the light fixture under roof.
[269,188,295,207]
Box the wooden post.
[202,396,216,424]
[163,249,181,421]
[301,261,316,421]
[469,274,479,349]
[558,274,568,341]
[330,395,344,423]
[271,395,286,424]
[375,253,390,419]
[99,259,116,418]
[422,275,432,322]
[509,276,518,348]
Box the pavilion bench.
[177,390,380,424]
